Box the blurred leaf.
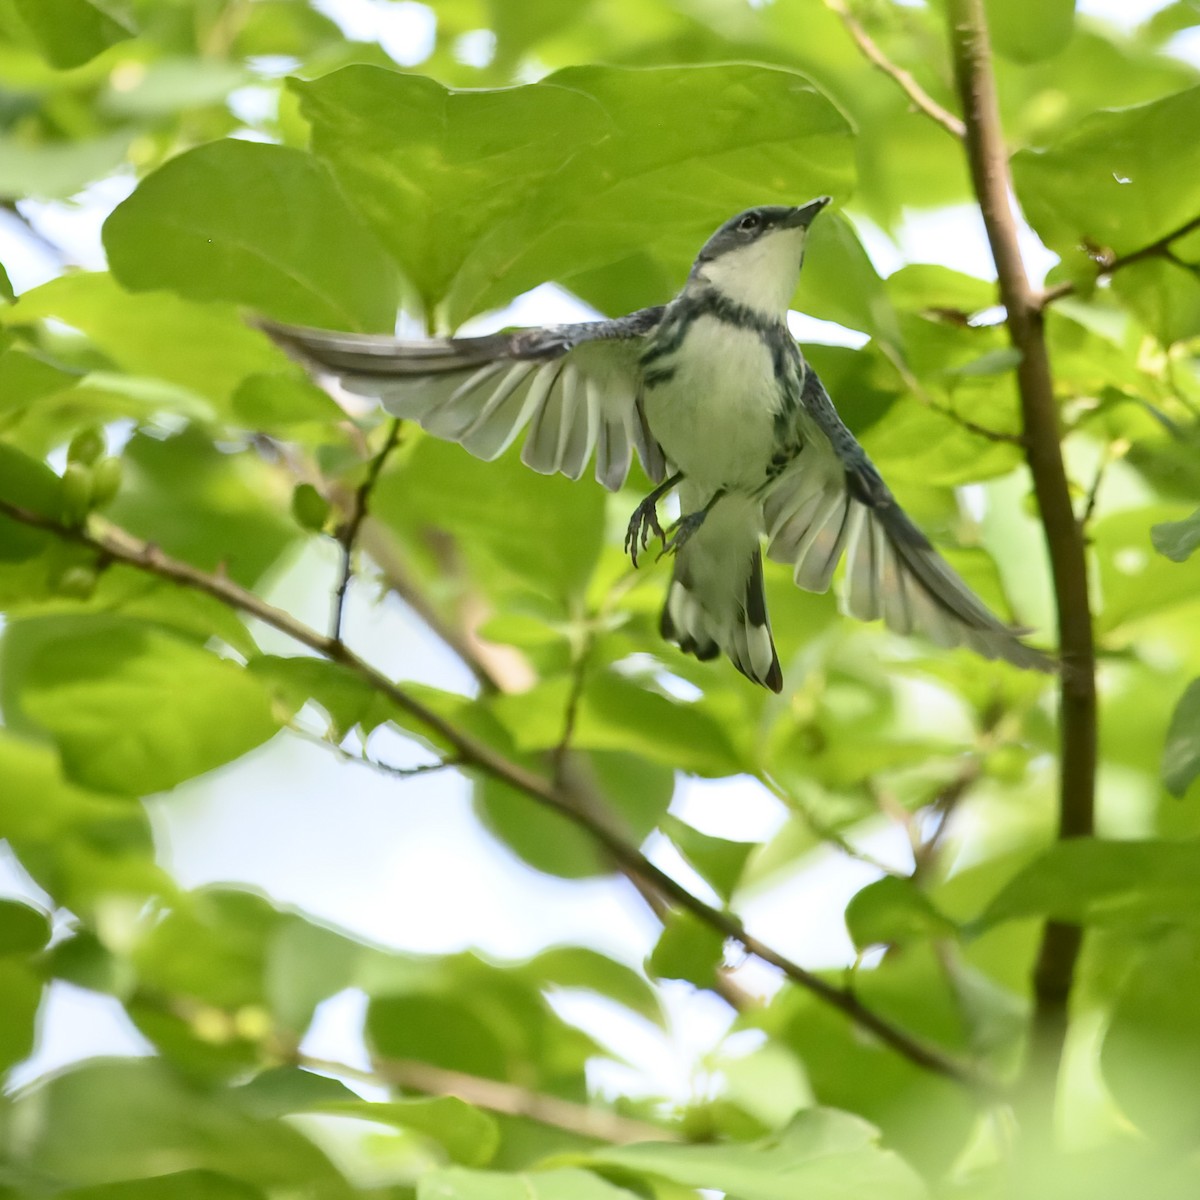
[0,259,13,302]
[1153,508,1200,562]
[646,910,724,988]
[591,1108,929,1200]
[977,839,1200,928]
[521,946,663,1026]
[318,1097,500,1167]
[1164,678,1200,799]
[1,614,282,796]
[985,0,1074,63]
[0,131,135,201]
[844,876,957,951]
[660,814,755,904]
[1111,258,1200,346]
[55,1170,267,1199]
[104,140,401,331]
[13,0,133,68]
[0,897,51,955]
[418,1167,638,1200]
[0,958,41,1072]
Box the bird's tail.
[659,490,783,692]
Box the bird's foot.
[657,508,709,560]
[624,495,667,568]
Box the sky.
[1,0,1195,1111]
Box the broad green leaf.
[646,910,725,988]
[1163,678,1200,799]
[591,1108,929,1200]
[1152,508,1200,562]
[521,946,663,1026]
[368,992,510,1082]
[13,0,133,68]
[0,131,135,201]
[100,59,249,118]
[985,0,1074,63]
[1111,258,1200,346]
[103,140,400,331]
[8,1059,349,1194]
[1101,927,1200,1143]
[976,839,1200,929]
[0,259,13,302]
[418,1167,638,1200]
[0,897,51,955]
[844,876,957,951]
[1013,86,1200,263]
[248,655,386,739]
[231,372,345,430]
[55,1170,267,1199]
[660,814,755,904]
[0,958,41,1072]
[317,1097,500,1167]
[2,614,282,796]
[293,63,855,326]
[0,345,78,416]
[6,273,285,412]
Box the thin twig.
[286,723,461,780]
[331,418,403,641]
[1039,212,1200,307]
[0,499,993,1094]
[825,0,965,138]
[298,1053,677,1145]
[947,0,1097,1130]
[1077,439,1128,533]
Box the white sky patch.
[312,0,436,66]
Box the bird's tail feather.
[660,492,783,692]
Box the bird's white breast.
[643,315,780,491]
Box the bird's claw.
[656,509,707,561]
[624,499,666,568]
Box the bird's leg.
[624,471,684,567]
[658,488,727,560]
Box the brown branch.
[825,0,965,138]
[947,0,1097,1129]
[1039,212,1200,307]
[0,498,992,1094]
[331,418,403,640]
[297,1053,676,1145]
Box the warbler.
[260,197,1050,690]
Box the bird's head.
[687,196,830,319]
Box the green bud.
[61,462,93,527]
[67,427,106,467]
[90,456,123,508]
[56,564,99,599]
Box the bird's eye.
[737,213,760,233]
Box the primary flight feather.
[259,197,1051,690]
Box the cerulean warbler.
[261,198,1050,690]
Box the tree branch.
[297,1053,677,1145]
[0,498,994,1095]
[1039,212,1200,307]
[331,418,403,640]
[825,0,965,138]
[947,0,1097,1127]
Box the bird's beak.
[784,196,831,229]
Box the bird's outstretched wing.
[764,369,1053,671]
[256,311,667,491]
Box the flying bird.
[259,197,1050,690]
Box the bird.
[257,196,1051,691]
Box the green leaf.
[591,1108,929,1200]
[660,814,755,904]
[8,1059,349,1193]
[247,655,390,739]
[844,876,957,951]
[0,259,13,302]
[55,1170,267,1199]
[976,839,1200,929]
[231,372,345,429]
[2,614,282,796]
[103,140,400,331]
[318,1097,500,1167]
[6,273,284,413]
[293,63,854,325]
[0,131,135,201]
[1013,86,1200,263]
[521,946,663,1026]
[1164,678,1200,799]
[0,897,51,955]
[418,1167,638,1200]
[1111,258,1200,346]
[1152,508,1200,563]
[646,910,725,988]
[985,0,1074,63]
[13,0,133,68]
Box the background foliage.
[2,0,1200,1197]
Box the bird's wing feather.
[256,311,667,491]
[764,368,1053,671]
